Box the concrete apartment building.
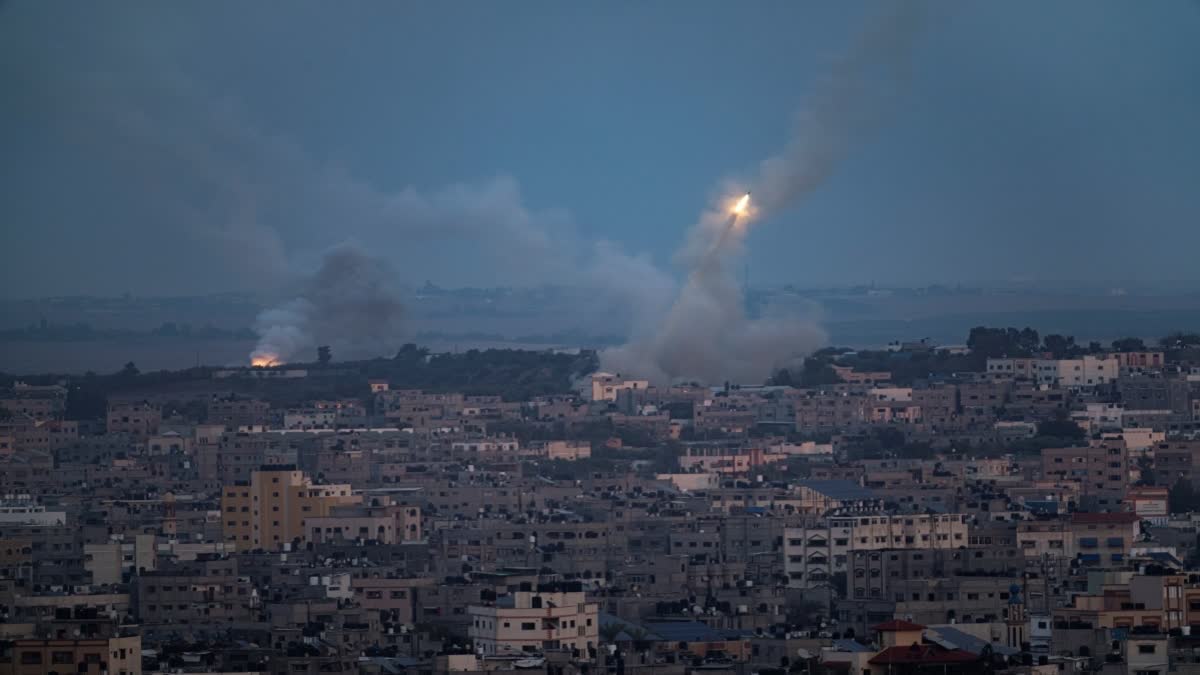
[0,635,141,675]
[1035,356,1120,388]
[1054,570,1186,631]
[0,383,67,422]
[785,513,969,589]
[987,357,1038,380]
[206,397,271,430]
[305,496,422,545]
[837,575,1020,636]
[1153,441,1200,487]
[221,466,359,551]
[590,373,650,402]
[1113,351,1166,373]
[1016,512,1140,565]
[846,546,1023,601]
[1119,376,1192,413]
[794,392,869,431]
[468,582,599,656]
[135,556,254,626]
[104,401,161,440]
[83,534,155,585]
[1041,442,1129,508]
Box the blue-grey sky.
[1,0,1198,298]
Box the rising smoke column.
[601,4,927,384]
[250,245,405,365]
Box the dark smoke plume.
[250,245,405,364]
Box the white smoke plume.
[602,5,927,385]
[250,245,405,365]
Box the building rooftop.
[1070,512,1139,524]
[869,645,978,665]
[795,480,878,501]
[926,626,1019,657]
[872,620,926,632]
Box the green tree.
[1160,332,1200,349]
[1169,478,1200,514]
[1136,456,1156,486]
[1036,410,1084,441]
[967,326,1039,359]
[1111,337,1146,352]
[1042,334,1077,358]
[799,358,841,386]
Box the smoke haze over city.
[2,1,1199,302]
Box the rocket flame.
[732,193,750,215]
[250,355,279,368]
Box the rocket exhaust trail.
[694,192,750,279]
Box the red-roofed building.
[821,622,984,675]
[869,645,978,666]
[867,634,979,675]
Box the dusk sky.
[2,0,1198,298]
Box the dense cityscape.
[4,2,1199,675]
[2,328,1200,675]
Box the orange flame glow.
[251,355,279,368]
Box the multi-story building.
[1033,355,1120,389]
[1154,441,1200,487]
[135,556,253,626]
[1017,512,1139,565]
[105,401,161,440]
[206,397,271,430]
[590,373,650,402]
[794,392,868,432]
[837,575,1019,636]
[784,513,970,589]
[986,357,1038,380]
[1119,377,1192,414]
[305,498,423,545]
[1113,351,1166,373]
[0,383,67,422]
[846,546,1023,602]
[912,385,957,428]
[0,635,141,675]
[468,582,599,656]
[220,465,359,551]
[1041,442,1129,509]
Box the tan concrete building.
[543,440,592,461]
[590,373,649,402]
[206,396,271,430]
[105,401,161,440]
[220,466,359,551]
[83,534,156,584]
[468,583,599,657]
[1041,442,1129,508]
[785,513,970,589]
[0,635,141,675]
